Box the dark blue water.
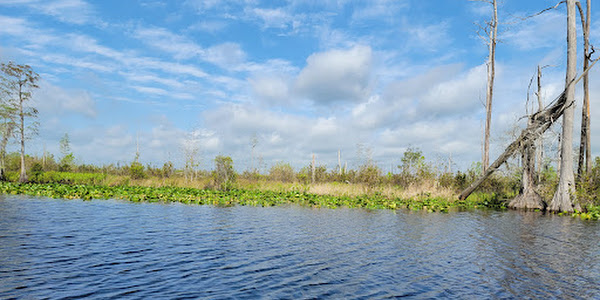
[0,195,599,299]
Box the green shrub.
[213,155,236,191]
[162,161,174,178]
[358,164,381,188]
[269,162,295,182]
[129,162,146,180]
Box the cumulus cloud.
[249,76,290,104]
[294,45,373,104]
[419,64,486,116]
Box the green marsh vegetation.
[0,60,598,220]
[1,139,599,219]
[0,147,553,213]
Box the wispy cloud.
[0,0,96,24]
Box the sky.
[0,0,599,173]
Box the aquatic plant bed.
[0,181,512,213]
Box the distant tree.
[250,133,259,174]
[182,129,201,181]
[213,155,236,191]
[269,162,295,182]
[0,62,40,183]
[59,133,74,172]
[60,133,70,157]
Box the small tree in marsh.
[269,162,295,182]
[213,155,236,191]
[0,62,40,183]
[59,133,75,172]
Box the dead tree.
[473,0,499,174]
[550,0,579,213]
[577,0,592,179]
[459,56,600,202]
[509,67,547,210]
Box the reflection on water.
[0,195,598,299]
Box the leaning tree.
[460,0,596,213]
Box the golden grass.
[104,175,459,201]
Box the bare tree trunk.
[18,84,27,183]
[338,150,342,175]
[483,0,498,174]
[549,0,579,212]
[535,66,545,182]
[459,56,600,201]
[509,118,546,210]
[577,0,592,179]
[0,123,13,181]
[311,154,316,184]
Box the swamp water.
[1,195,599,299]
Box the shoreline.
[0,181,504,213]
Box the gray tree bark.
[577,0,592,179]
[549,0,579,212]
[482,0,498,174]
[459,56,600,201]
[535,66,545,182]
[508,118,546,210]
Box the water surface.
[1,195,599,299]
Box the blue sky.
[0,0,598,173]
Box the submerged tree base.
[508,189,546,210]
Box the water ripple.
[0,196,599,299]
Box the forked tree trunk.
[549,0,579,213]
[509,121,546,210]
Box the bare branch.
[518,1,566,21]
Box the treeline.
[0,148,540,199]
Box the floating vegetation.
[0,181,508,213]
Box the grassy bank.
[3,159,599,220]
[0,180,506,213]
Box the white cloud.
[405,22,452,52]
[503,11,565,51]
[204,42,247,68]
[0,15,29,35]
[249,7,293,29]
[249,76,290,104]
[121,72,185,89]
[38,53,115,72]
[134,26,204,60]
[132,85,194,100]
[0,0,96,25]
[351,0,408,21]
[189,20,228,33]
[419,64,486,116]
[294,45,373,104]
[35,82,97,118]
